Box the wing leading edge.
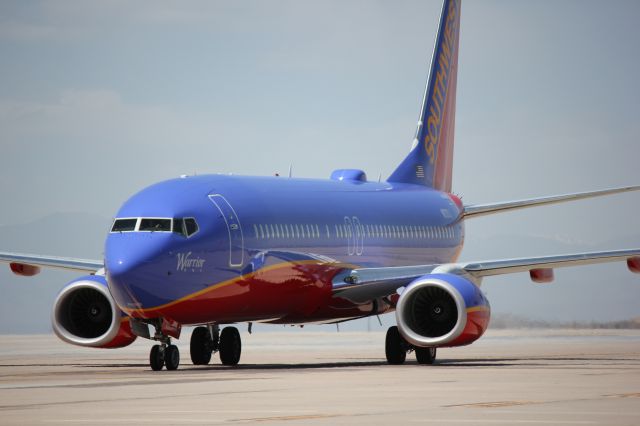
[0,252,103,275]
[333,249,640,303]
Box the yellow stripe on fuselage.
[466,305,490,313]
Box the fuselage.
[105,173,464,325]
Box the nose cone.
[105,233,174,313]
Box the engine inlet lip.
[396,278,468,347]
[51,280,121,347]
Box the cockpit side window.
[139,218,172,232]
[184,218,199,237]
[111,218,138,232]
[171,218,198,237]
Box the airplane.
[1,0,639,371]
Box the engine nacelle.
[52,275,136,348]
[396,273,490,348]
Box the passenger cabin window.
[139,218,172,232]
[111,218,137,232]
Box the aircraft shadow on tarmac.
[58,355,632,371]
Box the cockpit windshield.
[111,218,137,232]
[110,217,198,236]
[139,218,172,232]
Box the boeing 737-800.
[2,0,639,371]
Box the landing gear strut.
[385,326,437,365]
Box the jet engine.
[395,273,490,347]
[52,275,136,348]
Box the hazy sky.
[1,0,640,334]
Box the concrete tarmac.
[0,329,639,425]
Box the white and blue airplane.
[2,0,639,371]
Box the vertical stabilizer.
[388,0,461,191]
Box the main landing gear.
[190,325,216,365]
[189,325,242,367]
[385,326,437,365]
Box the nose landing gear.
[147,319,181,371]
[149,342,180,371]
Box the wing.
[332,248,640,303]
[463,185,640,218]
[0,251,103,275]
